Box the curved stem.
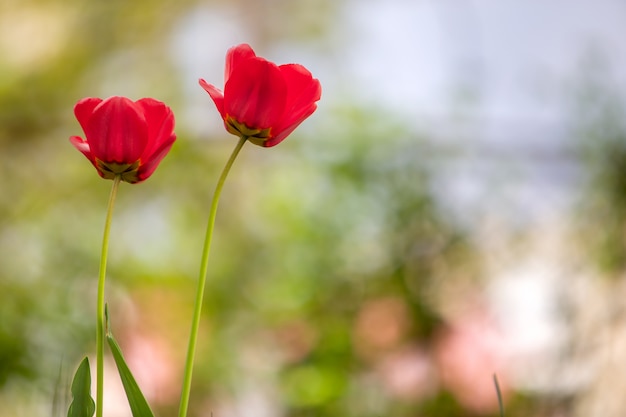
[96,175,122,417]
[179,136,247,417]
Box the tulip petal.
[132,98,176,182]
[135,98,176,159]
[74,97,103,135]
[265,103,318,147]
[267,64,321,146]
[224,43,256,83]
[224,58,287,131]
[278,64,321,125]
[136,137,176,182]
[86,97,148,164]
[199,79,226,119]
[69,135,94,161]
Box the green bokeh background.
[1,1,626,416]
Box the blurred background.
[1,0,626,416]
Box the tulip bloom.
[70,96,176,184]
[199,43,321,147]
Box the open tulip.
[70,96,176,183]
[199,43,321,147]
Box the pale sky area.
[333,0,626,229]
[341,0,626,121]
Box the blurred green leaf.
[67,357,95,417]
[105,306,155,417]
[282,364,346,407]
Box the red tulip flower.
[70,96,176,184]
[199,43,321,147]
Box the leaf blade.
[67,357,95,417]
[105,306,155,417]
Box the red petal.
[268,64,321,145]
[85,97,148,164]
[74,97,103,134]
[224,44,256,84]
[199,79,226,119]
[265,103,318,147]
[136,135,176,182]
[69,135,94,161]
[224,57,287,130]
[277,64,321,126]
[135,98,176,160]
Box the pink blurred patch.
[353,296,412,361]
[434,309,511,414]
[378,347,436,400]
[124,332,181,404]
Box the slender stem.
[96,175,122,417]
[179,136,247,417]
[493,373,505,417]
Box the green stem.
[178,136,247,417]
[493,373,505,417]
[96,175,122,417]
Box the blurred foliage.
[572,62,626,275]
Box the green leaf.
[67,357,95,417]
[105,305,155,417]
